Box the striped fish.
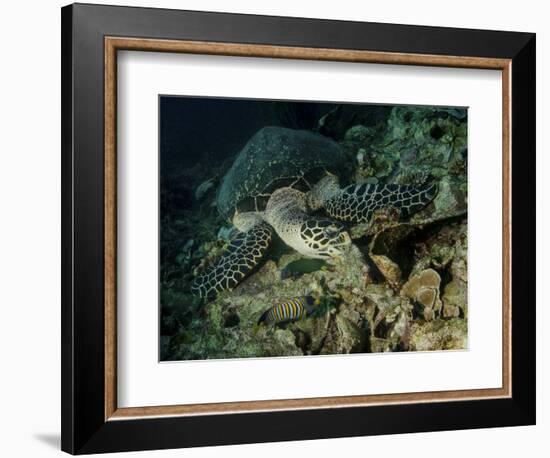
[258,296,316,325]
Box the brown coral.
[401,268,442,321]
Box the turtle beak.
[338,231,351,247]
[322,229,351,258]
[332,231,351,254]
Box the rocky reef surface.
[160,104,468,361]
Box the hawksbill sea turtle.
[191,126,438,299]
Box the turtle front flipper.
[324,181,438,224]
[191,222,272,299]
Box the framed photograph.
[61,3,536,454]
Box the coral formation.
[401,269,442,321]
[194,178,216,201]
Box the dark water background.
[160,96,338,176]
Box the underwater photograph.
[159,96,468,361]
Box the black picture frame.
[61,3,535,454]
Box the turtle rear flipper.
[324,181,438,224]
[191,222,272,299]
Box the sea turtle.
[191,126,438,299]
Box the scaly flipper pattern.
[191,222,272,299]
[324,182,438,224]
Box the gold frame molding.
[104,37,512,421]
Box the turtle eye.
[324,224,341,238]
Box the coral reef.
[401,269,442,321]
[409,318,467,351]
[161,104,468,361]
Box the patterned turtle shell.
[216,126,349,220]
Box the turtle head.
[307,173,341,210]
[299,219,351,259]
